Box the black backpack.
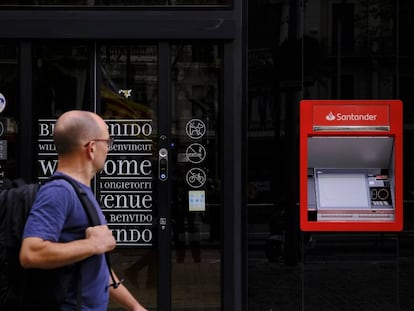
[0,175,118,311]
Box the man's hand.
[85,225,116,255]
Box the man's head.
[54,110,110,176]
[54,110,108,153]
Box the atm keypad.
[368,176,392,207]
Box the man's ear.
[85,141,95,159]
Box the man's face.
[93,122,111,173]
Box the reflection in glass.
[248,0,399,310]
[100,45,156,120]
[0,44,19,181]
[171,43,222,310]
[32,43,92,180]
[32,43,91,118]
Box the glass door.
[169,43,222,310]
[98,43,159,310]
[31,41,222,311]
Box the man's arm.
[109,270,148,311]
[20,225,116,269]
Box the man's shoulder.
[36,176,79,203]
[47,173,91,191]
[42,177,75,191]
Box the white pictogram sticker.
[186,168,206,188]
[188,190,206,212]
[0,93,6,113]
[185,143,206,164]
[185,119,206,139]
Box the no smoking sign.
[185,143,206,164]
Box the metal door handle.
[158,147,168,181]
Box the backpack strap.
[45,175,122,291]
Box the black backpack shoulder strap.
[44,175,122,289]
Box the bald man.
[20,110,147,311]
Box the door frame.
[0,5,246,310]
[157,41,172,310]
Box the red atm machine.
[300,100,403,231]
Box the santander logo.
[325,112,336,121]
[324,111,377,121]
[310,103,392,128]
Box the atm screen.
[315,170,370,210]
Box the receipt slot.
[300,100,403,231]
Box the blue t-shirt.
[23,173,110,311]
